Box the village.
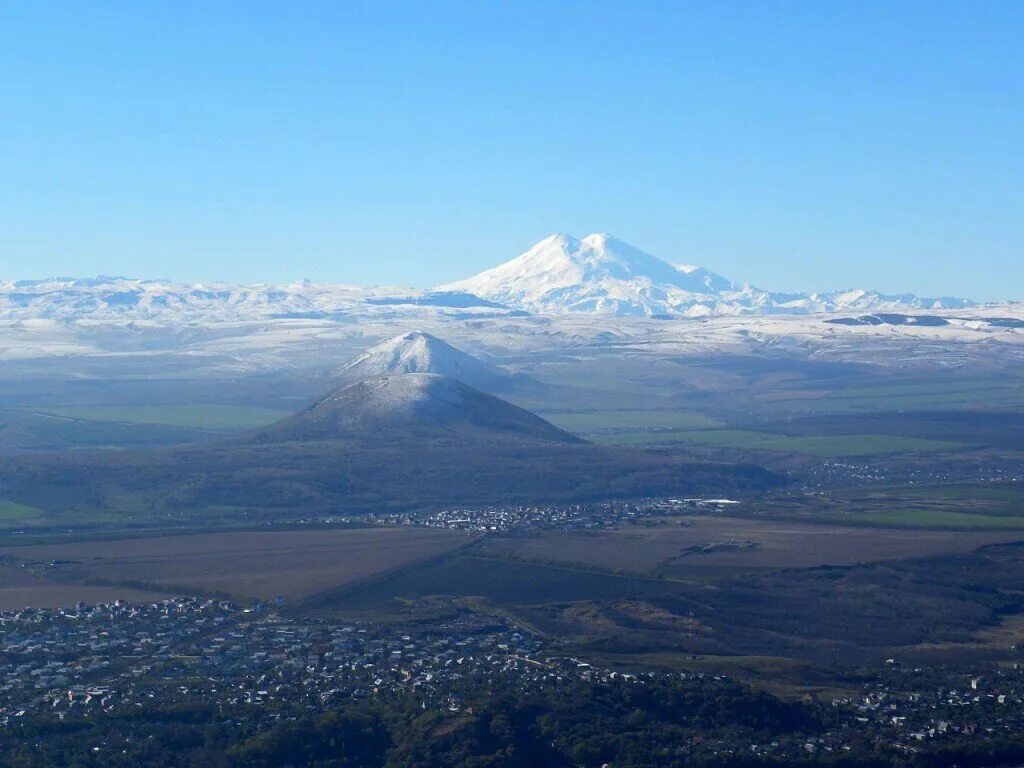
[358,497,741,533]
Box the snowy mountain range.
[0,233,977,325]
[440,233,974,317]
[0,277,509,325]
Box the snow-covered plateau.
[1,234,1022,374]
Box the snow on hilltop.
[439,233,974,317]
[338,330,511,391]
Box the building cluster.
[827,664,1024,753]
[0,599,643,727]
[4,597,1024,760]
[360,497,741,533]
[805,459,1023,490]
[0,597,237,722]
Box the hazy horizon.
[2,228,1015,304]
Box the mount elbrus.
[0,233,973,325]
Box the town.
[4,596,1024,763]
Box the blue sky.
[0,1,1021,299]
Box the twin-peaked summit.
[440,233,712,316]
[440,232,971,317]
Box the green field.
[902,484,1024,504]
[759,380,1024,414]
[592,428,964,456]
[542,409,722,434]
[0,500,43,522]
[30,404,291,430]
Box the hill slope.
[0,377,781,520]
[253,373,577,444]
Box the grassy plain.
[0,500,42,522]
[31,404,290,430]
[541,409,722,434]
[794,483,1024,529]
[0,408,215,453]
[591,428,964,455]
[748,374,1024,414]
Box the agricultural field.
[0,403,294,454]
[0,408,212,453]
[540,409,722,435]
[590,428,964,456]
[323,536,1024,665]
[0,499,42,522]
[0,584,172,612]
[0,561,170,610]
[27,404,290,430]
[771,483,1024,529]
[0,527,473,606]
[827,482,1024,509]
[326,553,680,613]
[476,516,1024,576]
[755,380,1024,414]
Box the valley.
[1,246,1024,766]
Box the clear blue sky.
[1,1,1021,299]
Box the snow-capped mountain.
[439,233,974,317]
[0,235,975,327]
[337,331,512,391]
